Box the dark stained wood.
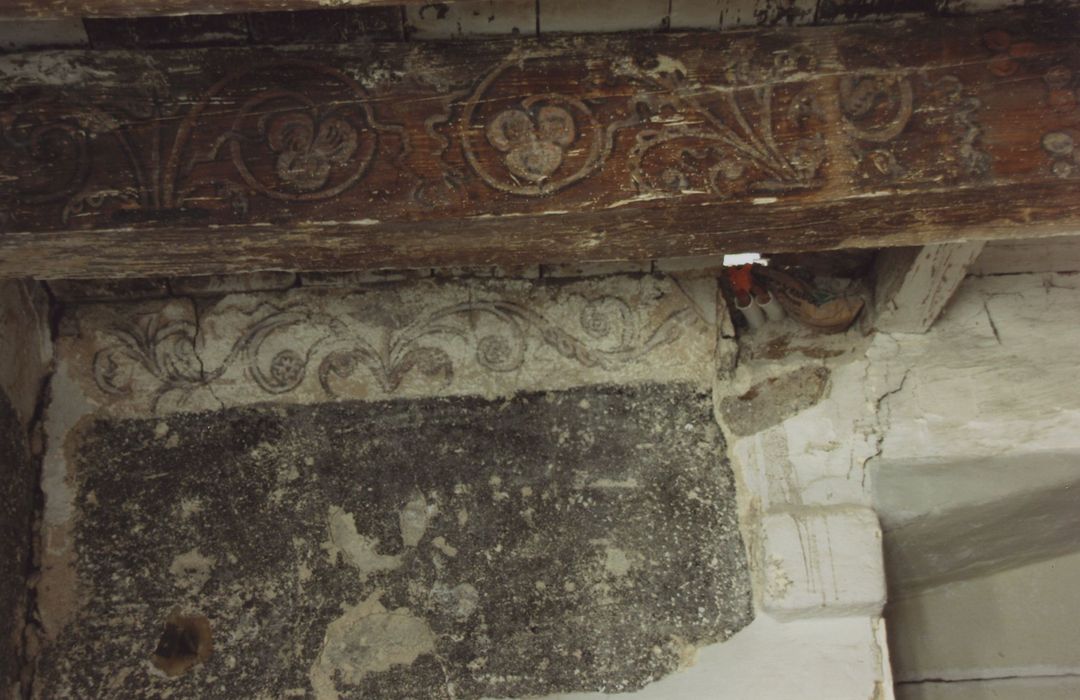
[83,8,405,49]
[84,14,251,48]
[4,181,1080,279]
[0,0,421,21]
[247,7,404,43]
[1,11,1079,278]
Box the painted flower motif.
[269,349,306,388]
[486,105,575,183]
[267,113,358,192]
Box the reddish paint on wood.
[0,11,1078,277]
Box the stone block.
[760,507,885,620]
[36,383,754,697]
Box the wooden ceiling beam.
[0,0,426,20]
[1,11,1079,278]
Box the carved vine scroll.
[0,11,1078,277]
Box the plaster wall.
[869,272,1080,593]
[866,271,1080,697]
[712,269,1080,699]
[891,550,1080,699]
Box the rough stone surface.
[36,382,753,698]
[718,366,830,437]
[0,389,34,699]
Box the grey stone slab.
[37,382,752,699]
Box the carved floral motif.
[267,113,359,192]
[619,47,828,197]
[2,25,1053,229]
[460,45,832,198]
[461,54,606,196]
[1,61,388,227]
[486,105,576,183]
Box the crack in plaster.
[860,366,911,488]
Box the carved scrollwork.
[318,301,537,395]
[0,98,134,229]
[92,315,205,407]
[839,73,914,143]
[619,47,828,197]
[88,288,693,411]
[91,303,335,410]
[0,107,89,206]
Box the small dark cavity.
[150,609,213,678]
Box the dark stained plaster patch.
[719,366,831,436]
[39,382,753,698]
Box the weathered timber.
[1,11,1079,278]
[0,0,422,20]
[874,242,986,333]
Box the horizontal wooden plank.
[1,11,1079,277]
[4,181,1080,279]
[0,0,419,20]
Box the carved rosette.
[460,54,608,196]
[174,61,388,208]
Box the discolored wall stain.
[38,382,753,698]
[719,366,831,436]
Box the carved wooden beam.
[1,11,1079,278]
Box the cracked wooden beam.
[1,10,1079,278]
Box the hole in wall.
[150,609,213,678]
